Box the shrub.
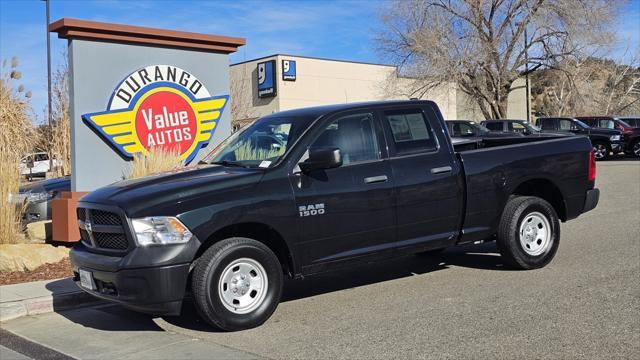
[0,57,35,244]
[124,146,184,180]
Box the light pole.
[524,26,531,123]
[43,0,53,173]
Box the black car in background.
[535,117,623,160]
[577,116,640,158]
[480,119,567,137]
[14,176,71,224]
[445,120,517,139]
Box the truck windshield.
[473,123,492,133]
[522,122,541,132]
[204,116,311,168]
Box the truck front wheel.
[192,237,283,331]
[497,196,560,270]
[592,141,610,160]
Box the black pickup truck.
[71,100,599,331]
[535,117,623,160]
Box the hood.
[81,165,264,216]
[20,176,71,194]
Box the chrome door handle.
[364,175,388,184]
[430,166,452,175]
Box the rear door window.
[383,109,437,155]
[539,119,557,130]
[484,122,504,131]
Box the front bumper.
[583,188,600,214]
[70,244,192,316]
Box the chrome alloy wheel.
[593,144,608,159]
[519,212,551,256]
[218,258,268,314]
[633,141,640,157]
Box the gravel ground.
[0,257,72,286]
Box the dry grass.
[124,146,184,179]
[233,141,285,161]
[0,57,35,244]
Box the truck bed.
[455,135,593,244]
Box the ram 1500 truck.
[71,100,599,331]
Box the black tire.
[592,141,610,160]
[496,196,560,270]
[192,237,283,331]
[630,139,640,158]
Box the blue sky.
[1,0,638,121]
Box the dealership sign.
[82,65,228,164]
[257,60,276,98]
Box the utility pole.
[524,26,531,123]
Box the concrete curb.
[0,278,101,322]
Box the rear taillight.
[588,149,597,182]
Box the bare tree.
[230,63,256,131]
[532,52,640,116]
[49,56,71,176]
[378,0,618,119]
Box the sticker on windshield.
[259,161,272,168]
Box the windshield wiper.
[210,160,248,168]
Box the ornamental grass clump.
[125,146,184,179]
[0,57,35,244]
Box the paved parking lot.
[2,159,639,359]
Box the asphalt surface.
[2,159,639,359]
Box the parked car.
[480,119,568,137]
[445,120,518,139]
[618,116,640,128]
[535,117,623,160]
[576,116,640,158]
[19,152,58,180]
[71,100,599,331]
[12,177,71,224]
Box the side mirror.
[299,147,342,173]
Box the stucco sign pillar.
[49,18,245,192]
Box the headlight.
[131,217,192,246]
[610,135,621,141]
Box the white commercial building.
[230,54,528,128]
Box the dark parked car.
[576,116,640,158]
[445,120,517,139]
[535,117,623,160]
[71,100,598,331]
[14,176,71,224]
[480,119,568,137]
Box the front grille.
[93,232,128,250]
[77,208,87,221]
[78,207,130,252]
[91,210,122,226]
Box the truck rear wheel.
[192,237,283,331]
[497,196,560,270]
